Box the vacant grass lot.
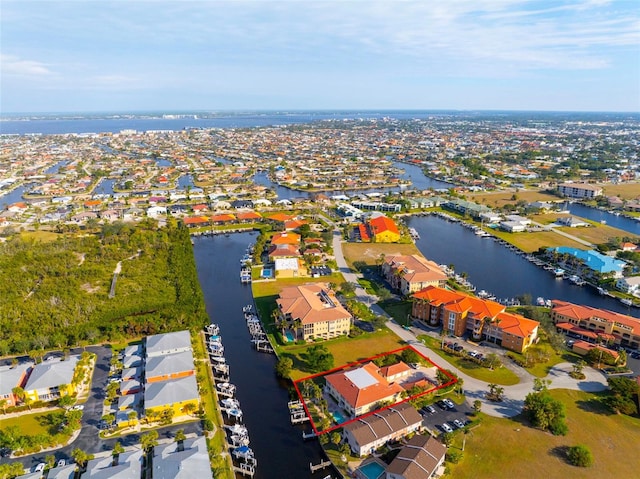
[488,228,586,253]
[468,190,560,208]
[601,181,640,200]
[418,335,520,385]
[19,231,61,242]
[449,389,640,479]
[0,410,73,448]
[282,329,406,381]
[556,223,633,245]
[342,242,421,269]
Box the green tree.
[567,444,594,467]
[58,395,75,409]
[523,390,567,435]
[305,345,334,372]
[400,348,420,365]
[45,454,56,469]
[275,357,293,379]
[71,448,92,468]
[112,442,125,457]
[330,432,341,447]
[174,429,186,452]
[140,430,159,452]
[472,399,482,415]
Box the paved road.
[331,226,608,418]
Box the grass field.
[449,389,640,479]
[0,411,61,435]
[19,231,60,242]
[601,182,640,200]
[418,335,520,385]
[281,329,406,381]
[468,190,560,207]
[488,228,586,253]
[556,223,634,245]
[341,242,421,269]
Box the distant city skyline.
[2,0,639,113]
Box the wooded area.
[0,222,208,356]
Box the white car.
[443,399,455,409]
[70,405,84,411]
[34,463,46,472]
[441,423,453,433]
[453,419,465,429]
[57,459,66,467]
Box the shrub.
[567,444,593,467]
[203,419,213,431]
[446,450,463,464]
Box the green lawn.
[507,346,582,378]
[0,410,74,450]
[418,335,520,386]
[449,389,640,479]
[378,300,413,326]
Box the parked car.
[453,419,464,429]
[409,363,420,369]
[57,459,66,467]
[34,463,46,473]
[425,405,436,414]
[441,423,454,433]
[70,405,84,411]
[443,399,455,409]
[468,350,479,358]
[436,400,448,410]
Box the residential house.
[145,350,196,383]
[84,448,143,479]
[274,257,307,278]
[325,362,405,417]
[550,247,626,278]
[342,402,423,457]
[152,436,213,479]
[571,341,621,364]
[46,464,76,479]
[23,356,80,402]
[411,286,539,353]
[271,232,301,245]
[276,283,352,341]
[144,375,200,416]
[385,433,447,479]
[616,276,640,295]
[146,330,192,358]
[558,183,603,199]
[367,215,401,243]
[382,255,447,295]
[0,363,32,407]
[268,243,301,262]
[556,216,588,227]
[236,211,262,223]
[551,300,640,350]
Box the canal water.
[0,185,26,209]
[565,203,640,237]
[192,233,332,479]
[407,215,640,318]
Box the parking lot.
[419,398,474,435]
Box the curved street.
[331,227,608,419]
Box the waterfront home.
[616,276,640,295]
[0,363,32,407]
[84,448,143,478]
[551,300,640,351]
[146,330,192,357]
[412,286,539,353]
[236,210,262,223]
[382,254,447,296]
[367,215,401,243]
[274,257,307,278]
[324,362,405,418]
[342,402,423,457]
[570,341,622,365]
[558,182,603,199]
[145,350,195,383]
[153,436,213,479]
[385,433,447,479]
[268,243,301,262]
[270,231,301,245]
[23,356,80,402]
[144,375,200,416]
[183,215,210,227]
[549,247,626,278]
[211,213,236,225]
[556,216,588,227]
[276,282,352,341]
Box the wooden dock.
[233,464,255,477]
[310,460,331,473]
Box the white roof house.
[145,350,195,380]
[46,464,76,479]
[146,330,192,358]
[152,436,213,479]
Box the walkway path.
[330,226,608,418]
[531,220,594,248]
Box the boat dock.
[289,400,310,424]
[310,460,332,473]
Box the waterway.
[565,203,640,236]
[0,185,26,209]
[192,233,333,479]
[407,215,640,318]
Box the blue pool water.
[261,268,273,278]
[285,331,295,342]
[358,461,385,479]
[332,410,347,424]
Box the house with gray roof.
[144,375,199,413]
[84,448,143,479]
[152,436,213,479]
[46,463,76,479]
[385,433,446,479]
[145,350,195,383]
[24,356,79,402]
[146,330,192,358]
[0,362,32,407]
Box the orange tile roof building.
[276,283,352,341]
[382,255,447,295]
[367,215,401,243]
[325,362,405,417]
[270,232,301,245]
[412,286,539,353]
[551,300,640,351]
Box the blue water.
[358,461,385,479]
[261,268,273,279]
[565,203,640,236]
[285,331,295,343]
[332,410,348,424]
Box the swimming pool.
[261,268,273,278]
[358,461,385,479]
[332,410,347,424]
[285,331,295,342]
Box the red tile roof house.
[268,244,301,261]
[382,254,448,296]
[183,216,210,227]
[7,202,28,213]
[270,232,301,246]
[324,362,405,418]
[0,363,32,407]
[211,213,236,225]
[236,211,262,223]
[192,204,208,213]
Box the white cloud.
[1,54,52,76]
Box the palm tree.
[112,441,124,466]
[174,429,187,452]
[0,398,7,415]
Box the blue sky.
[1,0,639,113]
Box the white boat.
[620,298,633,307]
[568,275,586,286]
[536,297,546,306]
[221,398,240,409]
[232,446,253,460]
[210,356,226,363]
[226,424,248,436]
